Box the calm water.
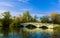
[0,27,60,38]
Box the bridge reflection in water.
[0,23,60,38]
[13,28,53,38]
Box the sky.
[0,0,60,18]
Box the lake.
[0,27,60,38]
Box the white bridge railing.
[21,23,55,28]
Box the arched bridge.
[20,23,54,29]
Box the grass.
[54,26,60,29]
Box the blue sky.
[0,0,60,18]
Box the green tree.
[50,13,60,24]
[40,16,49,23]
[33,15,38,22]
[1,11,12,28]
[22,11,32,22]
[12,17,21,30]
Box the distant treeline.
[0,11,60,28]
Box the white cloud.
[20,8,33,11]
[58,0,60,3]
[0,9,25,17]
[0,10,8,18]
[0,2,13,7]
[57,0,60,5]
[31,13,49,17]
[0,10,7,13]
[10,12,23,17]
[18,0,29,3]
[31,14,42,17]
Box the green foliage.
[0,11,39,29]
[54,26,60,29]
[40,16,50,23]
[1,11,12,28]
[0,22,2,27]
[22,11,33,22]
[10,17,20,30]
[0,11,60,29]
[50,13,60,24]
[33,15,38,22]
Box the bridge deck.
[21,23,55,28]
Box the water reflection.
[2,28,9,38]
[0,27,60,38]
[19,28,53,38]
[52,28,60,38]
